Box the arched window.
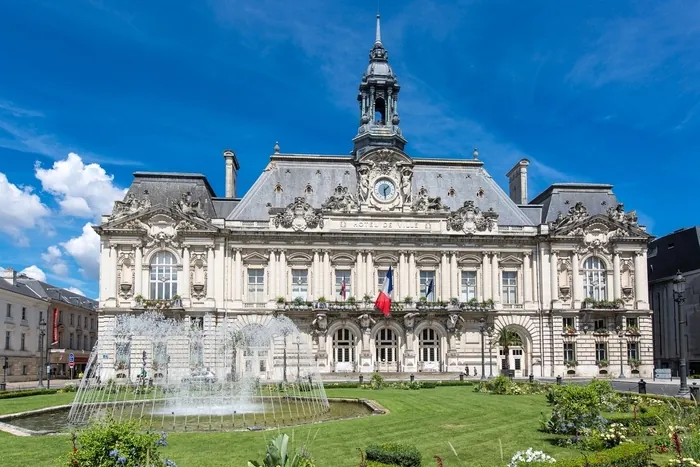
[333,328,355,363]
[149,251,178,300]
[419,328,440,362]
[374,97,386,124]
[375,328,397,362]
[583,256,607,301]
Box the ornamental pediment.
[550,202,649,239]
[98,206,220,240]
[445,200,498,234]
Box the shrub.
[554,442,651,467]
[0,388,59,399]
[606,407,665,427]
[248,433,316,467]
[67,418,175,467]
[365,443,422,467]
[370,373,385,389]
[58,384,77,393]
[542,384,607,434]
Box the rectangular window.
[377,268,388,294]
[419,270,436,300]
[83,335,88,350]
[20,333,25,351]
[4,331,10,350]
[502,271,518,304]
[70,313,74,326]
[563,342,576,362]
[59,311,63,324]
[626,317,638,329]
[627,342,639,361]
[594,319,606,331]
[291,269,309,300]
[84,317,88,328]
[335,269,352,301]
[90,318,94,330]
[115,341,131,368]
[6,304,11,318]
[21,307,26,320]
[562,317,575,332]
[595,343,607,362]
[69,333,74,349]
[190,317,203,329]
[39,311,43,323]
[246,269,265,303]
[22,365,27,375]
[460,271,477,302]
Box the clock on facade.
[373,178,397,202]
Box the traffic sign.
[68,353,75,363]
[69,361,75,369]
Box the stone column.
[572,251,580,307]
[612,251,621,300]
[312,250,321,300]
[398,251,406,300]
[206,246,215,300]
[481,251,490,301]
[491,252,500,304]
[109,245,118,300]
[323,250,332,298]
[450,251,459,299]
[634,249,648,309]
[366,251,373,298]
[355,250,364,299]
[441,251,449,301]
[181,246,189,299]
[550,249,559,306]
[278,250,287,299]
[267,249,277,299]
[134,245,143,298]
[233,248,243,301]
[523,251,532,304]
[407,251,415,298]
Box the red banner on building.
[52,307,59,345]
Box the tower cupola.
[352,15,406,157]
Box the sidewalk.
[2,378,74,391]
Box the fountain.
[66,312,342,432]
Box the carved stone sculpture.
[190,253,207,300]
[551,202,589,231]
[446,313,464,332]
[110,192,151,220]
[358,313,376,333]
[607,203,639,229]
[117,253,134,299]
[403,312,419,331]
[358,167,371,202]
[411,191,449,213]
[173,192,208,221]
[273,197,324,231]
[446,200,498,233]
[321,185,360,213]
[312,313,328,333]
[400,168,412,204]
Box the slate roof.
[0,276,46,301]
[227,154,535,226]
[125,172,218,219]
[212,198,239,219]
[18,277,98,311]
[648,227,700,281]
[530,183,618,224]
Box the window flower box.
[626,326,641,336]
[565,359,578,369]
[596,359,609,368]
[582,298,626,310]
[593,328,610,336]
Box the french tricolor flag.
[375,266,393,316]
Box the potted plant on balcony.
[628,358,641,371]
[564,325,577,335]
[565,359,578,369]
[293,296,305,310]
[404,296,414,306]
[134,295,144,308]
[582,297,596,309]
[449,297,460,308]
[596,359,609,368]
[362,294,372,308]
[315,297,328,309]
[276,296,286,309]
[626,326,641,336]
[346,296,357,306]
[483,298,495,310]
[593,327,609,336]
[172,294,182,308]
[417,296,428,310]
[614,298,626,309]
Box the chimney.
[2,267,17,286]
[506,159,530,204]
[223,149,240,198]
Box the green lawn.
[0,392,76,415]
[0,387,581,467]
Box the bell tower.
[352,15,407,158]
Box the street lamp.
[38,318,47,388]
[615,324,624,379]
[283,334,288,383]
[479,318,486,380]
[295,335,301,381]
[673,270,690,397]
[487,327,494,378]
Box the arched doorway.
[496,328,527,377]
[375,328,398,372]
[239,324,271,379]
[418,328,441,372]
[332,328,356,373]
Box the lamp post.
[283,334,288,383]
[37,319,46,388]
[616,325,624,379]
[487,326,494,378]
[479,318,486,380]
[673,270,690,397]
[295,335,301,381]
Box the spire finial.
[375,14,382,44]
[274,141,280,154]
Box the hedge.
[618,391,699,407]
[555,443,651,467]
[0,388,59,399]
[323,381,474,390]
[606,407,664,427]
[365,443,422,467]
[366,462,399,467]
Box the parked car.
[181,369,217,384]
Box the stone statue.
[400,168,412,204]
[358,313,376,332]
[312,313,328,333]
[358,167,371,202]
[174,192,208,221]
[446,313,464,332]
[403,312,419,330]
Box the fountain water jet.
[68,312,330,431]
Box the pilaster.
[450,251,458,299]
[355,250,364,298]
[523,251,532,304]
[550,248,559,308]
[279,249,287,299]
[491,252,501,306]
[233,248,243,303]
[366,251,374,298]
[206,245,215,305]
[572,251,580,309]
[613,251,621,300]
[408,251,416,298]
[181,246,190,301]
[482,251,490,301]
[134,245,143,298]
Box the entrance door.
[375,328,398,372]
[499,347,525,377]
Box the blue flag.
[426,279,434,300]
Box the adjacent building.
[0,268,98,383]
[95,16,653,381]
[648,227,700,374]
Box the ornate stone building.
[95,16,653,380]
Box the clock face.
[373,179,397,202]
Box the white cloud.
[0,172,51,245]
[35,153,128,220]
[19,265,47,282]
[66,287,85,296]
[41,245,69,276]
[61,223,100,280]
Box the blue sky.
[0,0,698,298]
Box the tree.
[494,328,522,372]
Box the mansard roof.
[530,183,618,224]
[124,172,217,219]
[227,153,535,226]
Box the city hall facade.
[96,17,653,379]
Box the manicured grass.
[0,392,76,415]
[0,387,580,467]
